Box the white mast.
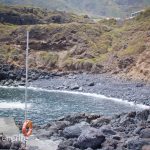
[25,31,29,121]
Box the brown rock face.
[118,57,134,69]
[127,51,150,81]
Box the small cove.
[0,86,148,125]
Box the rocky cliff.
[0,5,88,25]
[0,6,150,81]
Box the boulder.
[100,125,116,136]
[70,83,80,90]
[88,82,95,86]
[57,139,76,150]
[127,137,150,150]
[47,121,70,133]
[57,145,77,150]
[78,87,83,91]
[63,122,89,138]
[113,127,125,132]
[112,135,121,141]
[119,115,135,127]
[140,128,150,138]
[0,71,9,80]
[101,138,118,150]
[10,141,21,150]
[36,129,54,139]
[134,127,144,135]
[147,115,150,122]
[75,127,105,149]
[91,117,111,127]
[136,110,150,121]
[91,63,104,73]
[51,15,64,23]
[136,83,145,88]
[62,113,88,124]
[83,61,93,71]
[86,114,101,123]
[19,82,25,86]
[118,57,134,69]
[0,134,11,149]
[9,73,17,80]
[127,111,136,118]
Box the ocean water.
[0,86,148,125]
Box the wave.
[0,102,31,109]
[0,86,149,110]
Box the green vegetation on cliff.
[0,6,150,81]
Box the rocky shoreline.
[1,110,150,150]
[0,63,150,106]
[30,73,150,106]
[0,64,150,150]
[0,134,23,150]
[34,110,150,150]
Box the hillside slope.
[1,0,150,17]
[0,5,89,25]
[0,6,150,81]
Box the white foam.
[0,102,31,109]
[0,86,149,109]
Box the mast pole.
[24,30,29,148]
[25,31,29,122]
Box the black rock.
[127,137,150,150]
[63,113,87,124]
[127,111,136,118]
[57,139,76,150]
[134,127,144,135]
[0,137,11,149]
[112,135,121,140]
[19,82,25,86]
[136,110,150,121]
[136,83,145,87]
[44,75,50,79]
[10,141,22,149]
[70,83,80,90]
[75,127,105,149]
[0,71,9,80]
[119,115,135,127]
[36,129,53,139]
[88,82,95,86]
[140,128,150,138]
[91,117,111,127]
[101,138,118,150]
[48,121,70,133]
[100,125,116,136]
[63,122,89,138]
[9,73,17,80]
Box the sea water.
[0,86,148,125]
